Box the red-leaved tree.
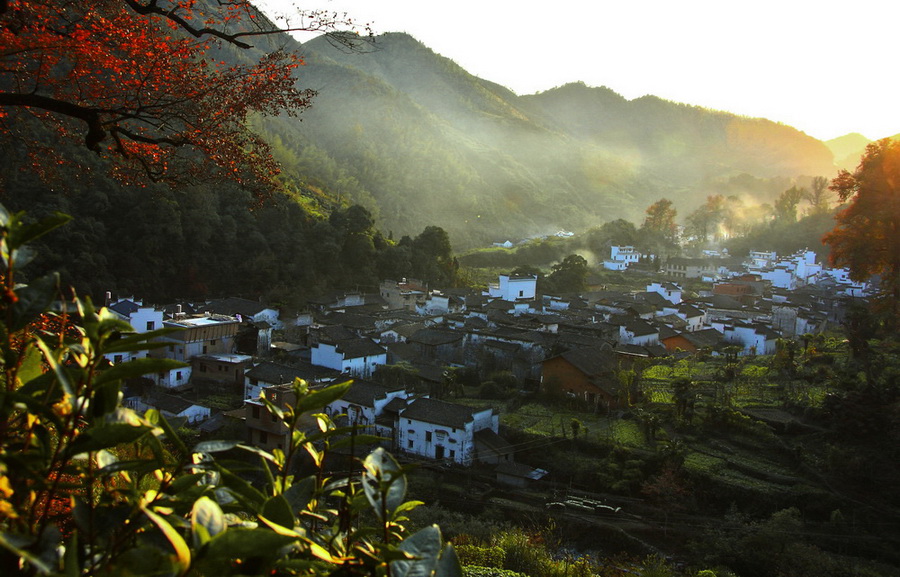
[0,0,366,190]
[823,138,900,328]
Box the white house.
[126,394,211,425]
[486,273,537,302]
[325,380,413,445]
[618,319,660,346]
[603,245,641,271]
[310,337,387,378]
[397,398,499,466]
[646,282,683,305]
[713,321,779,355]
[104,298,165,365]
[203,297,282,330]
[151,314,240,388]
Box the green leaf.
[435,543,462,577]
[0,532,53,574]
[192,496,226,548]
[16,342,44,387]
[203,528,298,561]
[261,494,295,529]
[68,423,154,456]
[218,469,266,509]
[142,505,191,575]
[194,440,241,454]
[8,273,60,332]
[12,211,72,247]
[64,532,79,577]
[393,525,444,577]
[362,448,407,519]
[94,358,188,386]
[283,476,316,514]
[293,380,352,415]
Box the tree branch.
[0,93,106,151]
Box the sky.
[258,0,899,142]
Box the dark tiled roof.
[552,345,617,377]
[683,328,724,348]
[408,328,463,347]
[635,292,669,308]
[246,361,341,385]
[474,429,512,453]
[335,339,386,359]
[203,297,272,318]
[315,324,360,342]
[341,379,402,407]
[625,320,657,337]
[678,303,705,317]
[400,398,483,429]
[109,300,140,317]
[152,394,198,415]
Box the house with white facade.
[486,273,538,301]
[151,314,240,388]
[202,297,282,329]
[310,336,387,378]
[603,246,641,271]
[646,282,683,305]
[747,250,777,271]
[397,398,499,466]
[244,360,342,401]
[618,319,660,346]
[104,298,165,365]
[712,321,780,355]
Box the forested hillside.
[0,19,846,302]
[265,32,838,248]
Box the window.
[449,450,455,458]
[425,431,432,443]
[175,371,182,381]
[211,339,217,346]
[251,406,260,419]
[259,431,268,444]
[146,321,155,331]
[407,440,413,449]
[200,364,207,373]
[113,354,123,364]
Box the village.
[108,245,870,484]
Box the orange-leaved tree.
[823,138,900,327]
[0,0,366,190]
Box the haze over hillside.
[258,32,840,248]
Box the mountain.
[826,133,872,170]
[262,32,838,248]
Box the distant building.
[151,314,240,388]
[603,246,641,271]
[486,273,538,301]
[380,279,428,311]
[397,398,499,466]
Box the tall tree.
[685,194,727,243]
[805,175,832,216]
[0,0,366,190]
[823,138,900,327]
[773,185,806,223]
[545,254,588,294]
[641,198,679,244]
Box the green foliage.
[462,566,526,577]
[0,207,461,577]
[455,545,506,569]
